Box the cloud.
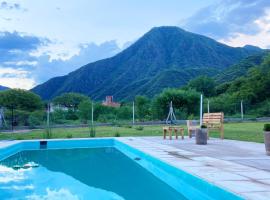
[32,40,121,83]
[183,0,270,40]
[219,9,270,48]
[0,31,48,51]
[0,1,21,10]
[0,67,35,89]
[0,31,122,89]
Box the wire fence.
[1,98,270,132]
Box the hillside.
[0,85,9,91]
[210,53,270,116]
[215,52,268,84]
[32,26,263,100]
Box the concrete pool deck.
[117,137,270,200]
[1,137,270,199]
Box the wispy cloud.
[0,67,35,89]
[183,0,270,44]
[0,1,27,11]
[0,31,122,89]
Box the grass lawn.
[0,122,266,143]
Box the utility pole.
[200,94,203,126]
[132,101,135,125]
[47,103,50,128]
[11,105,14,131]
[91,102,94,126]
[241,100,244,120]
[207,99,210,113]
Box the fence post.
[132,101,135,125]
[241,100,244,120]
[207,99,210,113]
[200,94,203,126]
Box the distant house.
[102,96,120,107]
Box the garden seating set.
[163,112,224,140]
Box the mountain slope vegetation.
[0,85,9,91]
[32,26,263,100]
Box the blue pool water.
[0,139,244,200]
[0,147,187,200]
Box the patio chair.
[186,120,199,138]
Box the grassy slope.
[0,122,265,143]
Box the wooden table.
[163,126,184,140]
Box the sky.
[0,0,270,89]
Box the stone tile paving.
[117,137,270,200]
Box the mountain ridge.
[32,26,264,100]
[0,85,9,91]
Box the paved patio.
[118,137,270,200]
[142,137,270,172]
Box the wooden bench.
[203,112,224,139]
[163,126,184,140]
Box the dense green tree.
[187,76,216,97]
[116,106,132,120]
[53,93,89,110]
[152,88,200,120]
[78,100,92,123]
[0,89,42,111]
[135,96,150,121]
[93,103,117,121]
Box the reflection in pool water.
[0,148,187,200]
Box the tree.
[0,89,43,111]
[135,96,150,121]
[0,89,43,126]
[116,106,132,120]
[152,88,200,120]
[187,76,216,97]
[53,93,89,110]
[78,100,92,123]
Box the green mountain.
[32,26,263,100]
[215,52,268,84]
[0,85,9,91]
[212,53,270,115]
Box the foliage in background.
[185,76,216,97]
[78,99,92,123]
[152,88,200,120]
[135,96,151,121]
[53,93,89,110]
[0,89,42,111]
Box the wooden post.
[163,127,167,139]
[174,128,178,140]
[169,127,172,140]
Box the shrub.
[51,109,67,124]
[44,127,52,139]
[66,133,73,138]
[114,132,120,137]
[28,111,44,128]
[124,124,132,128]
[112,121,122,127]
[188,114,194,120]
[65,109,79,120]
[201,124,207,129]
[135,126,144,131]
[264,124,270,131]
[89,124,96,137]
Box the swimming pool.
[0,138,243,200]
